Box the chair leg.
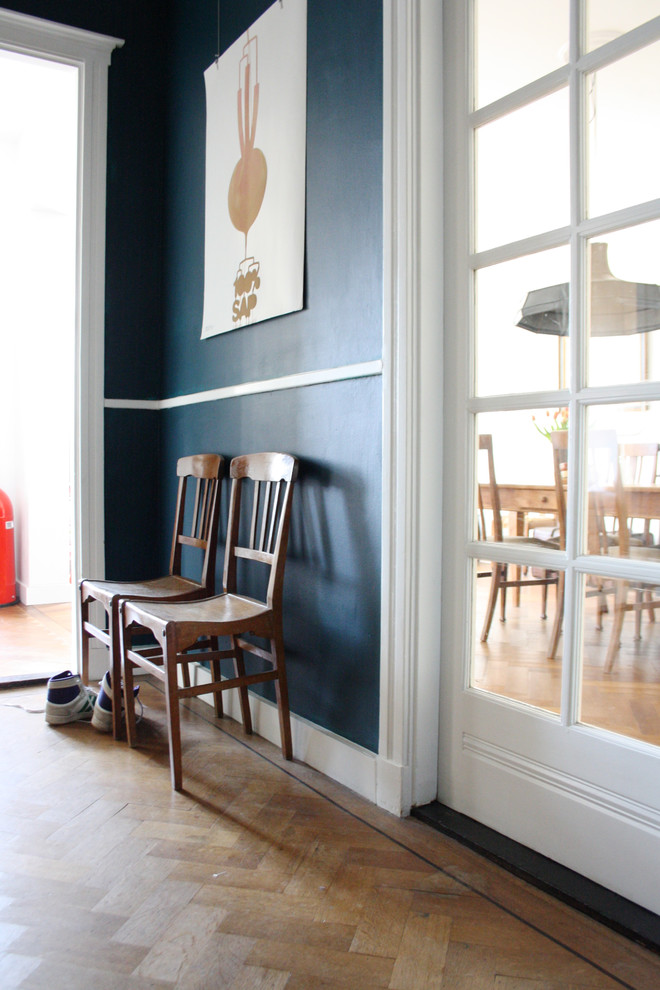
[634,589,643,641]
[165,643,183,792]
[481,564,503,643]
[595,583,609,630]
[547,572,565,660]
[122,629,138,749]
[232,637,253,735]
[110,599,123,741]
[272,633,292,760]
[210,636,223,718]
[499,565,508,622]
[80,591,89,685]
[541,574,549,620]
[605,581,628,673]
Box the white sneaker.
[45,671,97,725]
[91,670,141,732]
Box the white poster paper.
[201,0,307,338]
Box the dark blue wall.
[159,376,382,744]
[163,0,383,396]
[5,0,384,752]
[160,0,383,751]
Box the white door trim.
[378,0,444,815]
[0,8,123,675]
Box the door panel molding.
[463,733,660,833]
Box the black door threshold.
[0,673,51,689]
[413,801,660,954]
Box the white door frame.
[378,0,443,815]
[0,8,122,674]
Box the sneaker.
[91,671,140,732]
[45,670,97,725]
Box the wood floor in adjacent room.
[1,679,659,989]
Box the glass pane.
[579,574,660,746]
[587,223,660,386]
[476,247,570,395]
[474,0,568,108]
[476,90,569,252]
[587,40,660,218]
[586,0,660,54]
[471,559,563,713]
[476,409,568,543]
[586,403,660,557]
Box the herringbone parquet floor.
[1,678,659,989]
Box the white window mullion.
[562,0,584,727]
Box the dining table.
[478,483,660,537]
[478,481,660,661]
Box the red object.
[0,489,16,606]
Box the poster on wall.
[200,0,307,339]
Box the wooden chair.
[601,464,660,672]
[478,435,559,643]
[80,453,223,740]
[619,442,660,546]
[120,452,299,791]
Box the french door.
[440,0,660,913]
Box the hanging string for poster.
[214,0,221,64]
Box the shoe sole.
[45,703,95,725]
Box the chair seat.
[81,574,203,608]
[502,535,560,549]
[607,545,660,562]
[124,592,271,636]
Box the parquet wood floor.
[1,679,659,988]
[0,602,72,680]
[473,582,660,747]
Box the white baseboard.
[18,580,71,607]
[189,663,382,805]
[85,640,109,681]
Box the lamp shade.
[516,243,660,336]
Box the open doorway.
[0,48,78,681]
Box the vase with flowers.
[532,407,568,440]
[533,408,569,480]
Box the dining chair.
[119,452,299,791]
[478,435,559,644]
[80,453,223,740]
[601,462,660,672]
[619,442,660,546]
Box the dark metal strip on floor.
[413,800,660,957]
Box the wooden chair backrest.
[586,435,636,558]
[170,454,223,594]
[223,452,299,609]
[550,430,569,551]
[619,442,660,486]
[478,434,503,542]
